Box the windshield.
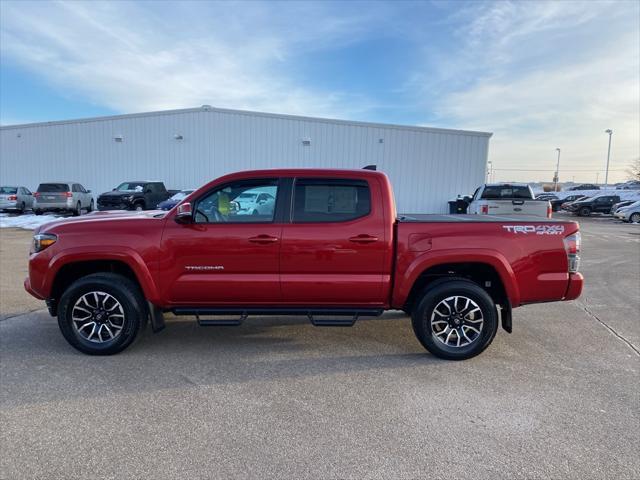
[37,183,68,192]
[170,190,194,201]
[116,182,146,192]
[0,187,17,194]
[481,185,532,200]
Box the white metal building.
[0,106,491,213]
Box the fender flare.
[46,247,160,304]
[392,248,521,308]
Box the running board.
[172,307,383,327]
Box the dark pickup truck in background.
[97,181,177,211]
[26,168,583,360]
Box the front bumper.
[564,272,584,301]
[98,204,129,211]
[24,277,45,300]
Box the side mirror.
[175,202,193,224]
[87,190,92,193]
[112,188,116,191]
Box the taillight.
[481,204,489,215]
[8,195,17,200]
[547,203,552,218]
[564,232,581,273]
[34,192,40,198]
[65,192,73,198]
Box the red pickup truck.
[25,168,583,360]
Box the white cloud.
[0,0,378,119]
[416,0,640,183]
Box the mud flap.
[500,302,512,333]
[148,301,166,333]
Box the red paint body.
[25,169,583,311]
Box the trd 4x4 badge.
[503,225,565,235]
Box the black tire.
[19,202,26,214]
[630,213,640,224]
[57,273,147,355]
[134,202,145,211]
[73,201,82,216]
[579,206,591,217]
[34,209,42,216]
[88,199,94,212]
[411,280,498,360]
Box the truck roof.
[212,168,388,181]
[483,182,531,187]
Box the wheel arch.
[396,252,520,314]
[47,253,158,315]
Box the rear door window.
[292,179,371,223]
[38,183,68,192]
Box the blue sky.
[1,0,638,182]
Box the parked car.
[25,168,583,359]
[614,200,640,223]
[551,194,586,212]
[33,182,93,216]
[97,181,177,211]
[0,186,34,213]
[615,180,640,190]
[568,184,600,191]
[231,187,277,215]
[563,195,621,216]
[610,200,637,215]
[468,183,551,217]
[157,190,194,210]
[536,193,558,201]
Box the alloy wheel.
[430,295,484,348]
[71,291,125,343]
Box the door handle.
[349,234,378,244]
[248,235,279,244]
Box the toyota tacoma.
[25,168,583,360]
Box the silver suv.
[34,182,94,216]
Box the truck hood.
[99,191,138,198]
[36,210,166,234]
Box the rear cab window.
[292,178,371,223]
[0,187,18,194]
[481,185,532,200]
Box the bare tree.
[627,157,640,181]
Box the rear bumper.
[0,201,19,210]
[564,272,584,301]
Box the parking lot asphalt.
[1,214,639,479]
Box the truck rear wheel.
[411,280,498,360]
[57,273,146,355]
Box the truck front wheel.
[411,280,498,360]
[57,273,146,355]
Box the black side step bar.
[172,307,383,327]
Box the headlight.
[33,233,57,253]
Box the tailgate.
[483,200,549,217]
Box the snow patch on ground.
[0,213,66,230]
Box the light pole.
[604,129,613,187]
[553,148,561,191]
